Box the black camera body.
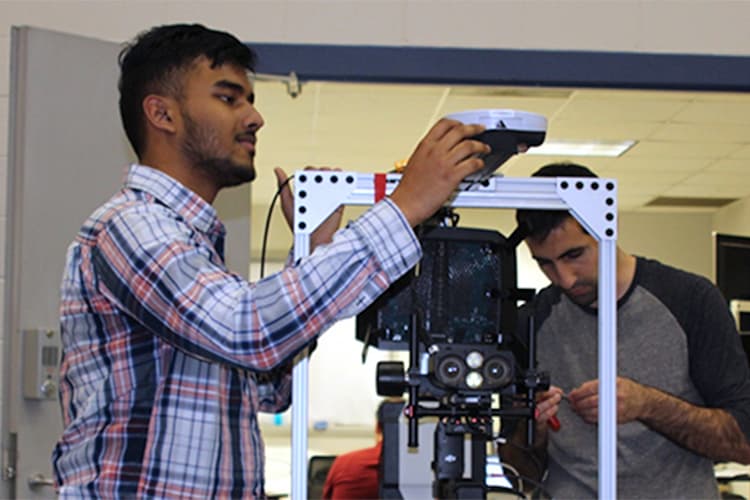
[355,216,545,499]
[356,224,517,352]
[356,222,529,400]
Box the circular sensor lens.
[445,361,460,377]
[465,351,484,370]
[437,355,465,385]
[465,371,484,390]
[484,356,512,388]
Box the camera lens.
[437,355,464,386]
[487,361,505,378]
[484,356,512,388]
[445,362,460,376]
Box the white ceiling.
[249,80,750,258]
[253,80,750,211]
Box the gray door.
[3,26,250,498]
[4,26,129,499]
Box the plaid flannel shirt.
[52,164,420,498]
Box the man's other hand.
[569,377,648,424]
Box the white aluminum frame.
[290,172,618,500]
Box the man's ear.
[143,95,177,134]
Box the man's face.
[526,217,600,307]
[177,57,264,187]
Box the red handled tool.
[548,415,561,431]
[547,393,568,432]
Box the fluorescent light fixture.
[527,139,636,157]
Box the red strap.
[374,173,386,202]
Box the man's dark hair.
[118,24,256,157]
[515,162,598,242]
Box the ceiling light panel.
[527,140,635,157]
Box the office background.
[1,1,750,497]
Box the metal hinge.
[3,432,17,480]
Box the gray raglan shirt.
[530,256,750,499]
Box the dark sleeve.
[641,260,750,439]
[687,278,750,439]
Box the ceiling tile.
[626,141,733,159]
[663,183,750,199]
[556,92,690,122]
[605,157,711,173]
[649,123,750,143]
[680,172,750,188]
[671,99,750,125]
[502,155,616,178]
[548,120,659,142]
[618,195,657,211]
[603,169,688,184]
[574,88,707,101]
[616,178,678,196]
[703,159,750,175]
[729,145,750,159]
[637,205,720,214]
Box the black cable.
[260,175,293,279]
[499,466,554,500]
[496,437,547,489]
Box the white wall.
[714,197,750,239]
[437,207,717,286]
[3,1,750,56]
[619,211,714,279]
